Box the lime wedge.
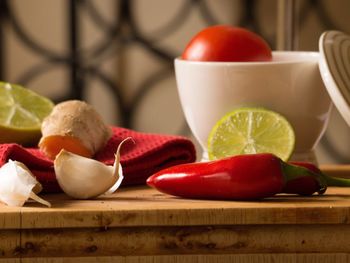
[0,82,54,146]
[207,107,295,161]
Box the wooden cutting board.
[0,165,350,262]
[2,185,350,229]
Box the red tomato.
[182,25,272,62]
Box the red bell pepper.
[146,153,326,200]
[286,161,350,195]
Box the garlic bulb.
[54,138,130,199]
[0,160,51,207]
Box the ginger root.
[39,100,112,160]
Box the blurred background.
[0,0,349,163]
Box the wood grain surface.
[2,186,350,229]
[0,166,350,262]
[321,164,350,178]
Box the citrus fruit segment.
[207,107,295,161]
[0,82,54,145]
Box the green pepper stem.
[322,173,350,187]
[283,162,350,188]
[281,162,327,193]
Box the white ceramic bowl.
[175,51,333,161]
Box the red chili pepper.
[283,161,325,196]
[286,161,350,195]
[146,153,326,200]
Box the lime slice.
[207,107,295,161]
[0,82,54,146]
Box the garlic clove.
[54,137,131,199]
[29,191,51,208]
[0,160,51,207]
[14,161,43,194]
[104,160,123,195]
[54,151,115,199]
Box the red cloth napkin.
[0,127,196,193]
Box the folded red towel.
[0,127,196,193]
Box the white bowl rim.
[175,51,320,65]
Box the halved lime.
[0,82,54,146]
[207,107,295,161]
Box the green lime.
[207,107,295,161]
[0,82,54,146]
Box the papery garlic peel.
[54,137,132,199]
[0,160,51,207]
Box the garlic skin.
[54,138,129,199]
[0,160,51,207]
